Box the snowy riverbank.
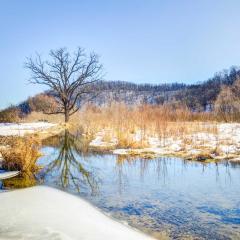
[0,122,57,136]
[89,123,240,161]
[0,186,154,240]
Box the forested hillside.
[83,66,240,111]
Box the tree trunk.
[64,109,70,123]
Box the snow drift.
[0,186,154,240]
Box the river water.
[34,131,240,239]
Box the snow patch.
[218,145,238,154]
[89,131,117,148]
[0,186,153,240]
[0,122,56,136]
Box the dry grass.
[0,136,41,172]
[75,103,218,147]
[19,103,240,161]
[23,102,219,149]
[24,111,65,123]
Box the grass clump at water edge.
[0,136,41,173]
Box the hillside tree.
[215,77,240,121]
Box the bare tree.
[25,47,103,122]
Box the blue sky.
[1,0,240,109]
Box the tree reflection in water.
[39,130,99,195]
[115,155,232,191]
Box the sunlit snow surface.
[0,186,153,240]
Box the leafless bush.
[0,106,20,123]
[215,78,240,121]
[0,136,41,172]
[28,94,59,113]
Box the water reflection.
[1,172,36,189]
[39,130,99,194]
[104,157,240,239]
[116,155,234,187]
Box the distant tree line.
[83,66,240,111]
[93,80,187,92]
[1,66,240,122]
[174,66,240,111]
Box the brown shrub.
[0,136,41,172]
[0,106,20,123]
[28,93,59,113]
